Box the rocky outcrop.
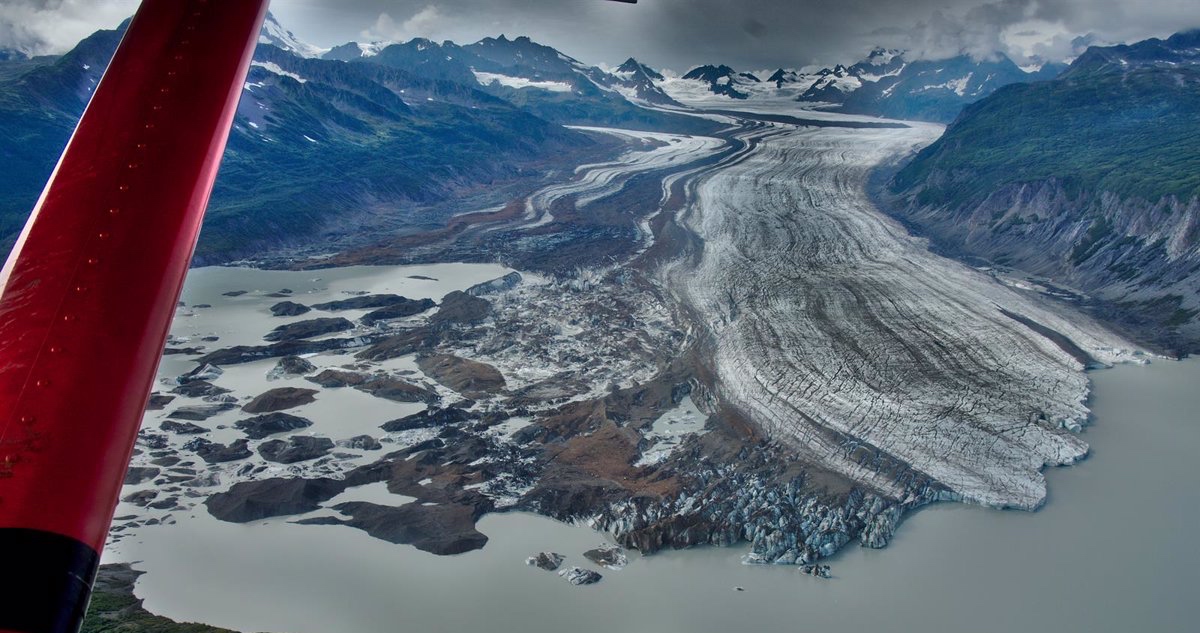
[313,294,420,311]
[205,477,349,522]
[306,368,369,388]
[235,411,314,439]
[306,369,438,402]
[263,317,354,342]
[800,564,832,578]
[430,291,491,325]
[146,394,175,410]
[186,438,253,464]
[122,490,159,507]
[557,566,602,585]
[526,551,565,570]
[124,466,160,485]
[166,403,236,421]
[258,436,335,464]
[583,544,627,570]
[886,179,1200,353]
[338,435,383,451]
[267,355,317,379]
[298,501,489,555]
[170,380,230,398]
[159,420,209,435]
[269,300,310,316]
[196,336,373,365]
[176,363,223,384]
[360,299,437,325]
[356,376,440,404]
[183,472,222,488]
[467,272,522,296]
[417,354,505,398]
[355,327,437,361]
[242,387,318,413]
[380,406,475,432]
[162,346,203,355]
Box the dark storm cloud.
[0,0,139,55]
[269,0,1200,70]
[4,0,1199,71]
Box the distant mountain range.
[3,9,1195,330]
[302,23,1063,125]
[665,46,1065,122]
[0,14,715,263]
[680,64,763,99]
[270,20,693,128]
[886,30,1200,353]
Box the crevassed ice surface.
[661,120,1140,509]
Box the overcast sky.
[2,0,1198,71]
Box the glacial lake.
[109,264,1199,633]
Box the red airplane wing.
[0,1,268,631]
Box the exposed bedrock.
[299,501,489,555]
[885,180,1200,354]
[186,438,253,465]
[527,551,565,571]
[269,355,318,379]
[206,477,351,522]
[313,293,423,311]
[430,291,491,326]
[417,354,506,398]
[166,403,235,421]
[258,436,335,464]
[242,387,319,413]
[235,412,314,439]
[305,369,439,403]
[269,300,311,317]
[170,380,230,398]
[160,420,209,435]
[360,298,437,325]
[264,317,354,342]
[196,335,377,365]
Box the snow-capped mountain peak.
[864,47,904,66]
[616,57,665,82]
[321,41,393,61]
[259,12,328,59]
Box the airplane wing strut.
[0,1,269,631]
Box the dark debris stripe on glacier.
[658,114,1141,510]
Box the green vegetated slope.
[82,564,240,633]
[893,66,1200,206]
[888,30,1200,353]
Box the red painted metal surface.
[0,0,269,553]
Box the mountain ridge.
[0,19,629,263]
[884,31,1200,353]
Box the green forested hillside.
[892,65,1200,207]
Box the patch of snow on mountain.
[357,42,389,57]
[811,74,863,93]
[857,63,907,83]
[251,61,308,84]
[656,73,816,108]
[919,72,973,96]
[472,71,572,92]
